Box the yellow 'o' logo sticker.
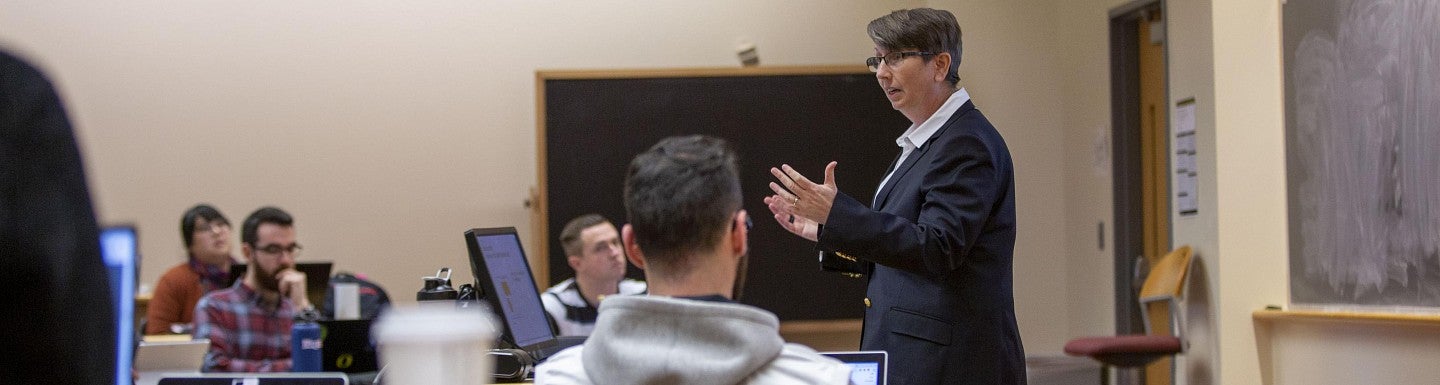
[336,353,353,369]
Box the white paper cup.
[374,305,496,385]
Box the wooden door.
[1136,6,1172,385]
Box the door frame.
[1110,0,1170,383]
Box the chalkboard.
[1285,0,1440,308]
[536,66,909,320]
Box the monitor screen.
[464,227,555,351]
[101,225,138,385]
[846,362,880,385]
[821,351,888,385]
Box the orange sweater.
[144,262,207,335]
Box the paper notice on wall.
[1173,98,1198,216]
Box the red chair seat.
[1063,334,1182,367]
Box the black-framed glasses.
[865,51,938,72]
[254,243,303,256]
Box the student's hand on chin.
[278,269,309,308]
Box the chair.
[1065,245,1193,370]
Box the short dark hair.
[560,214,611,256]
[180,204,228,248]
[868,8,963,85]
[241,206,293,246]
[623,135,741,272]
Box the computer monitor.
[227,261,333,307]
[463,227,557,353]
[100,225,139,385]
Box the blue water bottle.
[291,308,323,372]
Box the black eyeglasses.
[865,51,938,72]
[254,243,303,256]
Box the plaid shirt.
[194,281,296,372]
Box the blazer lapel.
[872,143,932,209]
[870,101,975,210]
[871,153,902,207]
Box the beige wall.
[1058,0,1429,384]
[925,0,1072,353]
[0,0,1087,353]
[1052,0,1293,383]
[0,0,920,305]
[1209,0,1288,383]
[12,1,1411,383]
[1165,0,1224,382]
[1258,317,1440,384]
[1168,0,1292,383]
[1053,0,1131,343]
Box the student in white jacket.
[535,135,852,385]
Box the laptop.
[821,351,889,385]
[100,225,139,385]
[228,261,333,307]
[318,319,378,373]
[463,227,581,362]
[135,339,209,372]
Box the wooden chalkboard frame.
[533,66,907,321]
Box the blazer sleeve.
[818,131,1004,276]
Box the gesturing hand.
[763,161,839,242]
[764,194,821,241]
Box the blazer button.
[864,297,871,307]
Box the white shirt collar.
[894,87,971,151]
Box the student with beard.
[194,207,310,372]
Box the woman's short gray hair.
[868,8,962,85]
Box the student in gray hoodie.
[534,135,852,385]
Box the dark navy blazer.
[819,100,1025,385]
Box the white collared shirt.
[874,87,972,198]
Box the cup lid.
[373,305,496,343]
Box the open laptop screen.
[464,227,556,351]
[821,351,888,385]
[101,225,139,385]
